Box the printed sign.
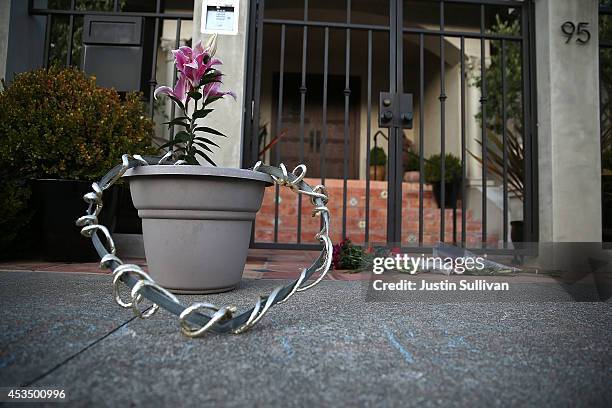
[201,0,239,35]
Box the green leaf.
[193,142,214,153]
[192,109,213,120]
[194,126,226,137]
[199,71,222,86]
[193,137,220,148]
[162,117,189,128]
[184,155,199,165]
[187,91,202,100]
[202,95,224,107]
[167,95,185,111]
[157,131,192,149]
[194,150,217,166]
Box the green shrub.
[424,153,462,183]
[403,150,420,172]
[0,67,155,180]
[0,67,155,256]
[369,147,387,166]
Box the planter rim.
[123,165,273,185]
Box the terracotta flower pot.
[403,171,420,182]
[369,165,386,181]
[124,165,272,294]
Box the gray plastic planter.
[124,165,272,294]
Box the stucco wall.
[536,0,602,242]
[192,0,250,168]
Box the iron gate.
[243,0,537,251]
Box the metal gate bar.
[343,2,352,241]
[480,4,489,245]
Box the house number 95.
[561,21,591,44]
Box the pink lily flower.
[203,79,237,100]
[171,41,223,87]
[154,72,189,104]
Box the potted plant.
[424,153,462,209]
[403,149,420,182]
[124,35,272,294]
[369,146,387,181]
[0,67,154,261]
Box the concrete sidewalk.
[0,271,611,407]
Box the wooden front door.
[271,73,360,179]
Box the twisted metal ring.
[232,298,262,334]
[80,225,116,255]
[132,155,149,166]
[312,205,330,218]
[129,279,181,319]
[290,164,307,189]
[103,154,132,190]
[78,157,333,337]
[76,214,98,227]
[179,303,235,337]
[233,286,283,334]
[296,234,333,292]
[271,163,290,186]
[91,182,103,197]
[100,254,123,269]
[158,151,174,165]
[277,269,308,304]
[112,265,154,308]
[246,286,283,327]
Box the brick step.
[254,229,499,247]
[257,206,476,224]
[254,177,497,246]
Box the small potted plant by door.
[403,149,420,182]
[369,147,387,181]
[125,35,272,294]
[424,153,462,209]
[0,67,154,261]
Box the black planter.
[510,220,524,243]
[432,180,460,209]
[114,183,142,234]
[33,179,118,262]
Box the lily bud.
[205,33,218,57]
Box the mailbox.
[82,15,144,92]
